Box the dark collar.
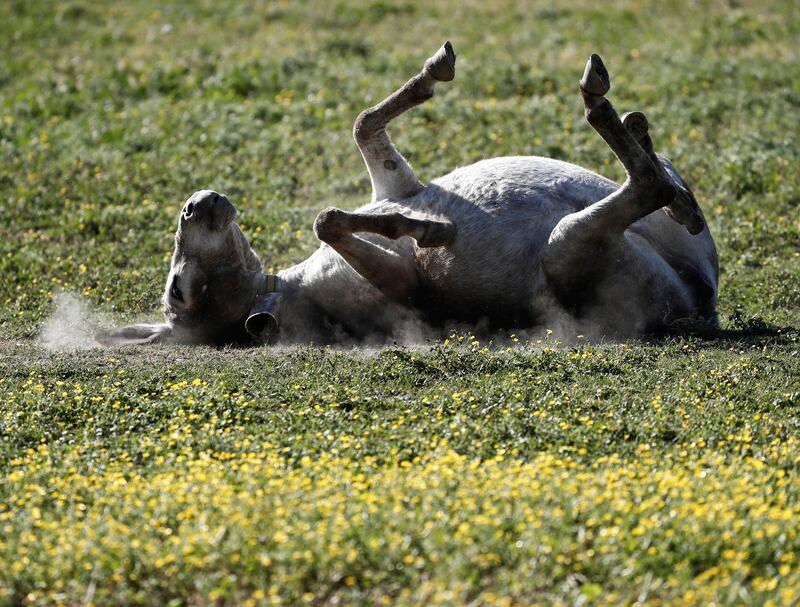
[264,273,278,293]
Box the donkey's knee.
[629,169,676,208]
[353,110,382,145]
[353,107,388,146]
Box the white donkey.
[101,43,718,346]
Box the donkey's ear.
[245,292,282,343]
[95,324,174,347]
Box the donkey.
[99,42,718,346]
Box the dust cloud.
[38,292,106,352]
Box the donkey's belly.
[411,219,549,327]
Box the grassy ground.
[1,0,799,605]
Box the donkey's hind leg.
[576,54,677,230]
[542,55,678,280]
[621,111,705,234]
[354,41,456,202]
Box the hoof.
[622,111,649,143]
[424,41,456,82]
[663,182,705,235]
[685,213,705,235]
[580,53,610,96]
[666,203,705,235]
[417,221,456,248]
[314,207,347,242]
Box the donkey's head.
[98,190,280,346]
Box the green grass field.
[1,0,799,605]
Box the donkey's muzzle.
[182,190,237,231]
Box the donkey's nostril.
[184,202,195,217]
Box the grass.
[1,0,799,605]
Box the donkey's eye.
[171,283,184,302]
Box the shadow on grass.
[652,313,799,349]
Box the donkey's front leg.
[314,207,454,303]
[355,41,456,202]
